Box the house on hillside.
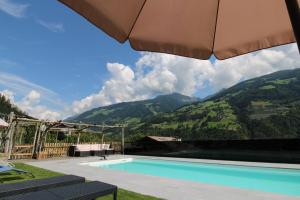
[136,136,181,151]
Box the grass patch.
[0,163,161,200]
[98,189,161,200]
[251,100,272,108]
[230,90,243,97]
[259,85,276,90]
[268,78,297,85]
[85,108,115,119]
[0,163,62,183]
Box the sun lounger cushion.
[103,144,110,150]
[3,181,118,200]
[68,144,114,157]
[90,144,100,151]
[48,181,117,199]
[1,190,60,200]
[76,144,91,151]
[0,175,85,198]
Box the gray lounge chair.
[2,181,118,200]
[0,175,85,198]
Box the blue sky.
[0,0,299,120]
[0,0,139,101]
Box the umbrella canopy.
[59,0,298,60]
[0,119,8,128]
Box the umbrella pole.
[285,0,300,52]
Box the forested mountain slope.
[135,69,300,140]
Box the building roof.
[146,136,178,142]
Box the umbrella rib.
[211,0,221,55]
[127,0,147,40]
[285,0,300,53]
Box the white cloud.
[209,44,300,90]
[0,72,65,120]
[71,44,300,115]
[36,19,65,33]
[0,71,63,106]
[19,90,41,107]
[17,90,61,121]
[71,63,138,114]
[0,90,62,121]
[0,0,29,18]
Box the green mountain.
[67,93,200,125]
[0,94,25,117]
[136,68,300,140]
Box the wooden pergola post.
[55,131,59,143]
[7,121,17,160]
[101,124,104,146]
[44,131,48,144]
[77,132,81,144]
[18,125,23,144]
[121,127,125,155]
[31,122,40,158]
[36,122,45,159]
[4,112,15,154]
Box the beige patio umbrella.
[0,119,8,128]
[59,0,299,60]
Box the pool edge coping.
[126,155,300,170]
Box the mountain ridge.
[66,93,200,124]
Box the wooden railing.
[11,144,33,160]
[37,143,72,160]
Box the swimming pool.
[90,158,300,196]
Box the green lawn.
[0,163,162,200]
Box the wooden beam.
[62,121,126,128]
[31,122,40,158]
[18,125,23,144]
[15,118,126,128]
[55,131,58,143]
[35,123,44,159]
[77,132,81,144]
[44,131,48,144]
[7,121,17,160]
[4,112,15,154]
[121,127,125,155]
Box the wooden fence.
[11,144,33,160]
[37,143,71,160]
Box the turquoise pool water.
[98,159,300,196]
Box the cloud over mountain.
[71,44,300,115]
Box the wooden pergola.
[3,112,126,160]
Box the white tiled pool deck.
[25,155,300,200]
